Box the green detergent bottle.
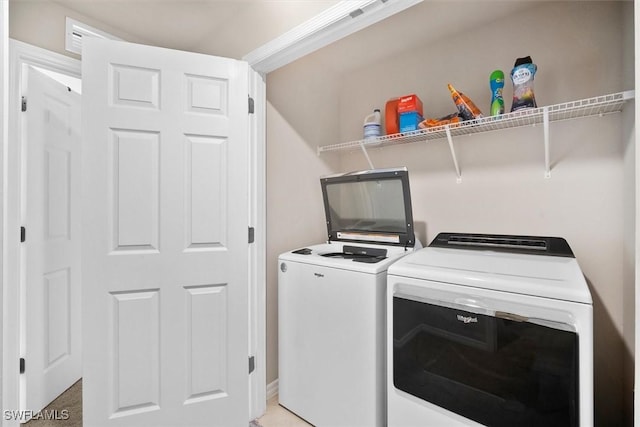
[489,70,505,116]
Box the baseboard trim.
[266,379,278,400]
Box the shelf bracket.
[359,141,375,170]
[543,106,551,178]
[445,125,462,183]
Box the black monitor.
[320,168,416,247]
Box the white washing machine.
[278,168,421,427]
[387,233,593,427]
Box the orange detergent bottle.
[447,83,483,121]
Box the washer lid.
[320,168,416,247]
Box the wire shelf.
[317,90,635,154]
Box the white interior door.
[22,67,82,415]
[81,38,250,426]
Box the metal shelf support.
[359,141,375,170]
[445,125,462,183]
[543,106,551,178]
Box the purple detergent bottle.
[510,56,538,112]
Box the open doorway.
[20,66,82,421]
[8,42,83,423]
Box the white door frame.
[3,39,267,425]
[0,1,7,422]
[248,69,266,420]
[635,0,640,423]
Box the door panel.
[185,285,228,403]
[110,129,160,251]
[111,290,160,417]
[185,135,227,249]
[82,38,249,426]
[23,67,82,416]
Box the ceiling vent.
[65,17,122,55]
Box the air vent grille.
[65,17,122,55]
[447,235,547,251]
[429,233,574,257]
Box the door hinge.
[21,96,27,112]
[248,96,255,114]
[20,226,26,243]
[248,227,255,244]
[249,356,255,374]
[19,358,25,374]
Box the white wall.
[330,1,631,425]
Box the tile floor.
[258,395,312,427]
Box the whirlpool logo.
[456,314,478,324]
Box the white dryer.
[387,233,593,427]
[278,168,421,427]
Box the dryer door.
[393,293,579,427]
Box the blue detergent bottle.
[489,70,505,116]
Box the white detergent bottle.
[363,109,381,140]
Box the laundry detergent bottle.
[510,56,538,112]
[489,70,505,116]
[363,109,382,140]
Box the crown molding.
[242,0,422,74]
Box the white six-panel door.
[23,67,82,417]
[81,38,249,426]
